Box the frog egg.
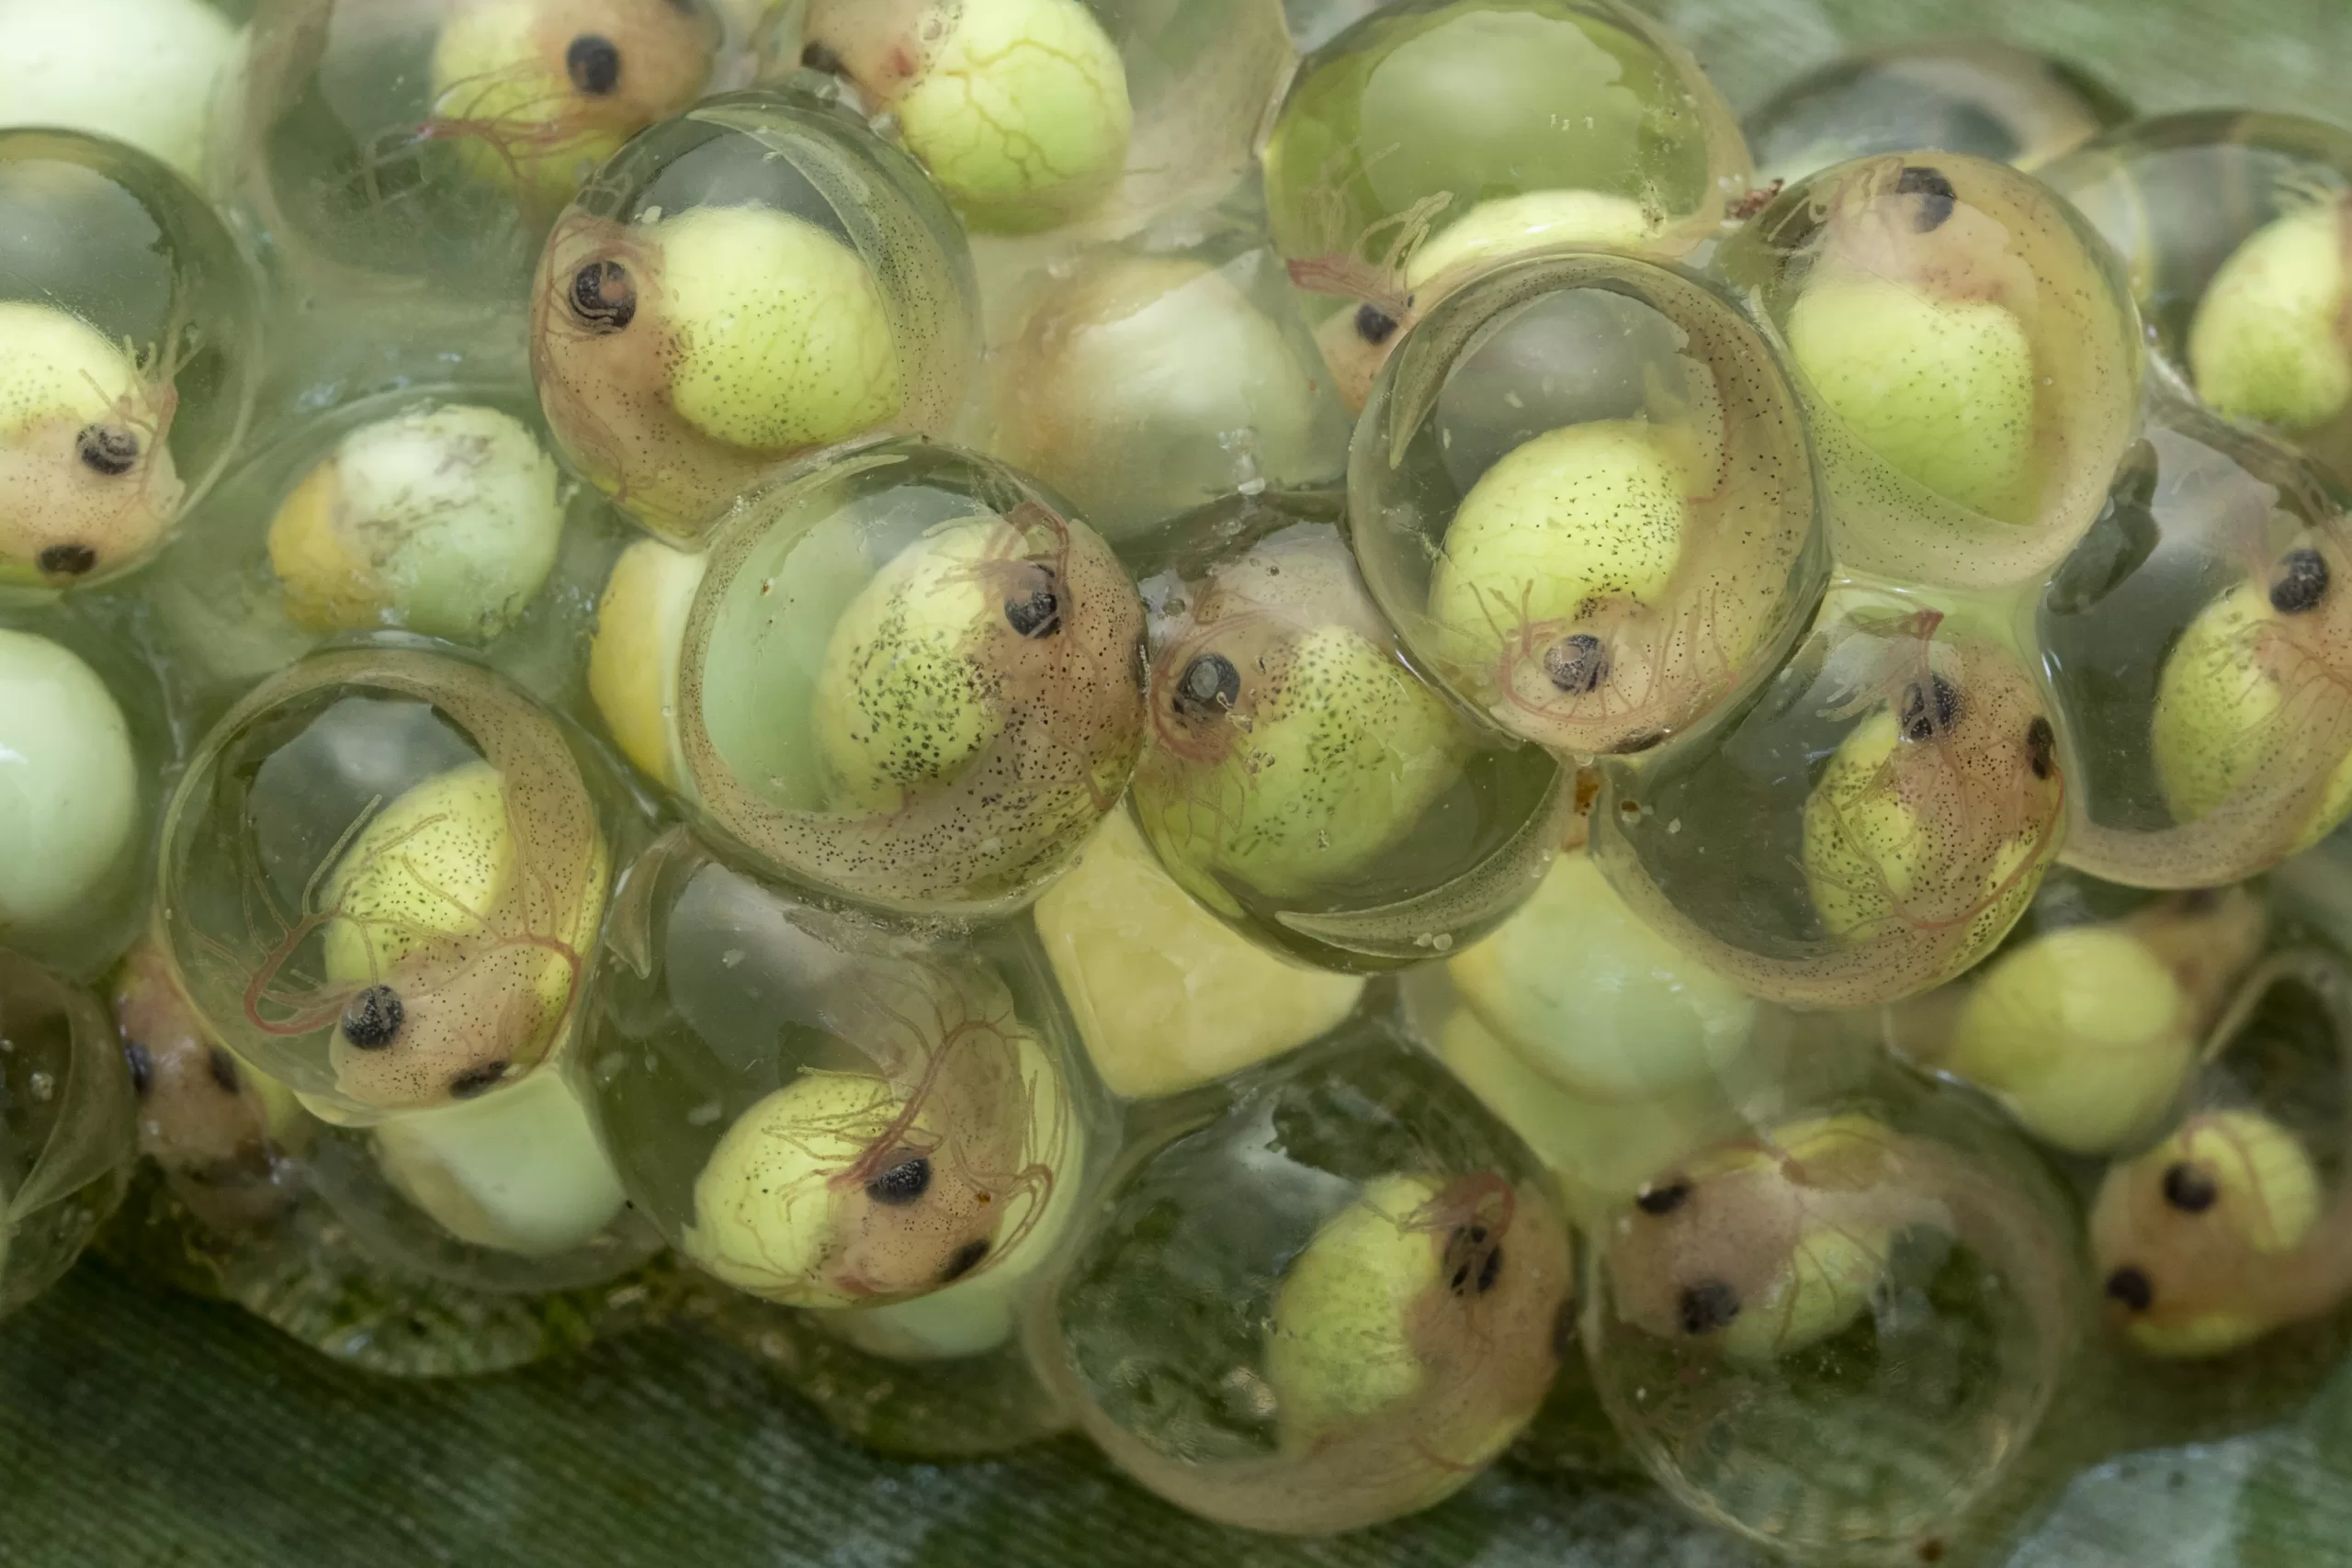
[0,130,257,589]
[976,243,1349,544]
[1720,152,2143,591]
[158,645,629,1118]
[528,92,978,543]
[1744,37,2130,188]
[1589,1087,2080,1564]
[1032,811,1365,1099]
[588,536,707,792]
[1447,852,1759,1102]
[0,629,142,964]
[1128,496,1574,972]
[1045,1021,1571,1534]
[1887,879,2269,1156]
[2039,400,2352,887]
[802,0,1291,237]
[1351,252,1825,758]
[112,931,304,1237]
[673,439,1141,917]
[0,949,138,1322]
[2086,939,2352,1361]
[219,0,727,299]
[1264,0,1747,352]
[1590,589,2067,1009]
[2041,112,2352,482]
[0,0,239,186]
[582,829,1102,1312]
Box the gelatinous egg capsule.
[583,829,1094,1311]
[1590,1094,2078,1564]
[675,439,1143,917]
[1885,876,2268,1156]
[0,130,257,588]
[1265,0,1749,412]
[1032,811,1365,1100]
[1719,151,2142,590]
[2090,944,2352,1359]
[2041,400,2352,886]
[159,647,622,1118]
[1350,252,1825,759]
[0,627,143,974]
[1743,37,2130,188]
[1264,0,1748,408]
[528,91,978,542]
[800,0,1291,236]
[1591,591,2066,1009]
[976,241,1350,545]
[222,0,726,294]
[264,402,568,645]
[1128,495,1573,971]
[0,948,138,1320]
[1046,1024,1572,1534]
[2041,112,2352,483]
[112,932,302,1237]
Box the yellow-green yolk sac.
[267,404,566,646]
[0,629,139,939]
[588,536,707,794]
[2189,201,2352,436]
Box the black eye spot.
[2106,1266,2154,1313]
[2270,548,2330,615]
[1898,673,1964,743]
[1476,1245,1503,1295]
[449,1062,510,1100]
[801,40,846,75]
[1172,651,1241,717]
[2026,716,2055,781]
[76,424,140,476]
[1444,1224,1502,1297]
[207,1047,242,1096]
[37,543,98,578]
[1543,633,1610,695]
[942,1237,989,1282]
[1003,568,1061,638]
[2162,1161,2221,1213]
[1679,1279,1742,1335]
[1635,1180,1690,1216]
[570,260,637,333]
[1896,164,1958,231]
[566,34,623,96]
[865,1155,932,1205]
[1354,302,1399,344]
[340,986,404,1050]
[123,1041,153,1098]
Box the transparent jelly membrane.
[1351,253,1825,759]
[2041,111,2352,490]
[2088,934,2352,1361]
[2041,400,2352,887]
[529,91,978,542]
[1262,0,1748,402]
[676,440,1143,917]
[972,237,1350,546]
[800,0,1295,238]
[0,950,136,1319]
[161,647,618,1116]
[1719,151,2142,591]
[587,829,1096,1312]
[1878,875,2269,1159]
[1589,1093,2080,1565]
[219,0,728,299]
[0,130,256,590]
[1743,37,2130,189]
[1128,498,1570,972]
[1591,588,2066,1010]
[1046,1027,1572,1535]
